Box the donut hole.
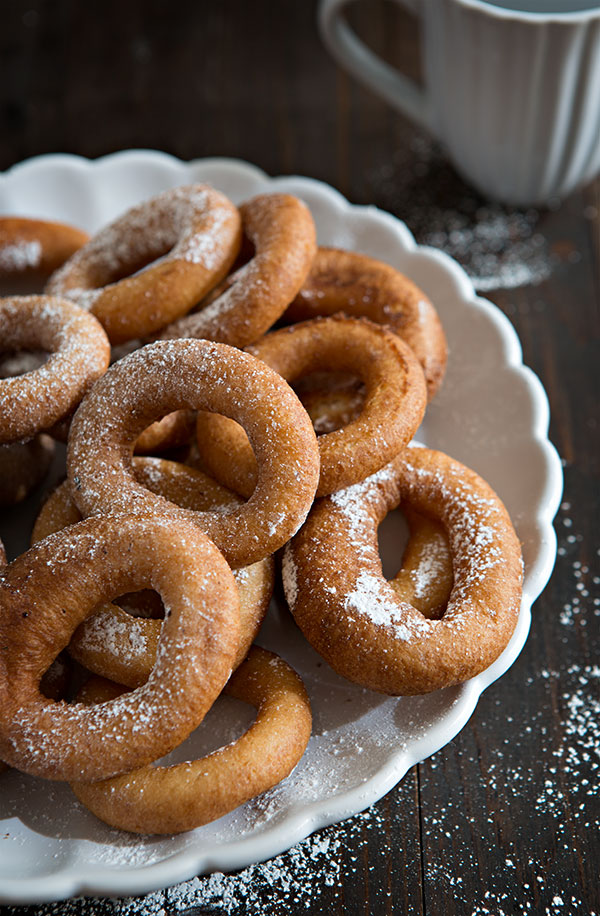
[377,507,410,579]
[86,232,179,288]
[293,370,365,436]
[233,234,256,270]
[0,349,48,378]
[39,651,71,700]
[194,412,258,501]
[157,694,255,766]
[135,409,197,455]
[0,274,47,296]
[115,589,164,620]
[378,505,453,621]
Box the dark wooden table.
[1,2,598,914]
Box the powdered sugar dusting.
[369,134,555,291]
[77,610,149,659]
[345,569,426,640]
[410,529,450,599]
[0,239,41,272]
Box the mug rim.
[456,0,600,21]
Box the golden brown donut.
[0,295,110,443]
[283,247,447,400]
[32,460,275,688]
[0,514,240,781]
[283,446,523,695]
[160,193,317,348]
[46,185,242,345]
[67,339,320,569]
[0,434,55,505]
[195,316,427,498]
[70,646,312,835]
[0,217,89,277]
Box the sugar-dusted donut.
[160,193,317,348]
[283,247,447,400]
[67,339,320,569]
[70,646,312,835]
[0,434,55,505]
[0,295,110,443]
[33,459,275,688]
[46,185,242,344]
[0,217,89,277]
[0,514,240,781]
[283,446,522,695]
[195,316,427,498]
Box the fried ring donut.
[160,193,317,348]
[70,646,312,835]
[46,185,242,345]
[283,446,522,695]
[196,316,427,498]
[0,295,110,443]
[0,514,240,781]
[284,247,447,400]
[67,339,320,568]
[0,217,89,278]
[32,460,274,688]
[0,434,55,505]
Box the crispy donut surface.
[160,192,317,348]
[284,247,447,400]
[196,316,427,498]
[0,217,89,277]
[46,185,242,345]
[0,295,110,443]
[283,446,523,695]
[0,514,240,781]
[67,339,320,568]
[70,646,312,835]
[33,460,274,688]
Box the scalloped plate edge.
[0,152,563,904]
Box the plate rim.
[0,150,563,904]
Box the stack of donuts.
[0,185,523,836]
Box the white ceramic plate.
[0,152,563,904]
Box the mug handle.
[318,0,435,133]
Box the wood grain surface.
[0,2,598,914]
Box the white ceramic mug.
[319,0,600,205]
